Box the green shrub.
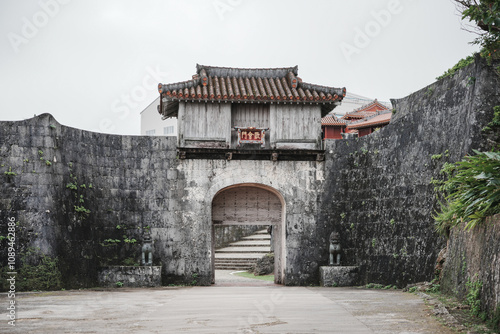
[466,275,485,319]
[434,150,500,234]
[1,248,62,291]
[436,55,475,80]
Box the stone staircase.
[214,229,271,271]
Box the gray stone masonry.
[98,266,162,288]
[441,214,500,320]
[0,55,499,289]
[317,55,500,287]
[320,266,359,287]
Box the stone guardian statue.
[141,232,153,266]
[329,231,341,266]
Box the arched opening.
[211,183,285,284]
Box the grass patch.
[423,290,497,333]
[234,271,274,282]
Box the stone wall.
[0,114,325,287]
[173,158,325,285]
[0,55,498,288]
[441,215,500,319]
[0,115,180,287]
[98,266,162,288]
[315,55,500,287]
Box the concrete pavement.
[1,274,455,334]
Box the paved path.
[1,278,454,334]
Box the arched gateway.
[211,184,285,284]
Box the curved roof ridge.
[351,98,389,113]
[159,78,199,93]
[300,81,346,97]
[196,64,299,78]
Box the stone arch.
[210,183,286,284]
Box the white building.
[140,97,177,136]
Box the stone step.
[214,229,270,272]
[242,235,271,241]
[215,253,263,259]
[228,240,270,247]
[216,246,270,253]
[215,258,256,263]
[215,262,259,267]
[215,261,256,265]
[214,264,253,270]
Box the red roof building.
[321,99,391,139]
[347,111,392,137]
[321,115,347,139]
[343,99,389,121]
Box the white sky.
[0,0,479,135]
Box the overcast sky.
[0,0,479,135]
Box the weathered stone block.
[320,266,359,287]
[98,266,162,288]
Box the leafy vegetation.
[490,304,500,331]
[4,167,16,176]
[191,273,199,285]
[122,257,139,266]
[74,205,91,215]
[483,105,500,133]
[431,153,443,160]
[434,150,500,234]
[1,248,62,291]
[123,236,137,244]
[456,0,500,58]
[466,275,486,320]
[102,239,121,246]
[436,55,475,80]
[66,164,91,218]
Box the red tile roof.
[347,111,392,130]
[321,115,347,126]
[342,110,377,120]
[342,99,389,120]
[350,99,389,113]
[158,64,346,118]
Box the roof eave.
[348,121,390,130]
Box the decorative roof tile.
[347,111,392,130]
[321,115,347,126]
[158,64,346,118]
[343,99,389,120]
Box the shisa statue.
[141,232,153,266]
[329,231,341,266]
